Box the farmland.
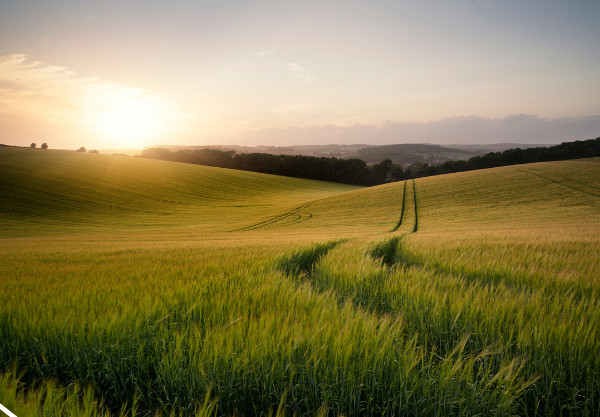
[1,147,599,416]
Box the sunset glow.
[88,92,173,148]
[0,1,599,149]
[99,112,159,147]
[1,3,600,414]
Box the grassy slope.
[409,159,600,283]
[311,161,600,414]
[1,148,599,416]
[0,148,358,237]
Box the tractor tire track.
[390,180,407,232]
[233,200,317,231]
[390,179,418,234]
[518,169,600,199]
[412,179,419,233]
[525,166,600,193]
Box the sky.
[1,0,600,149]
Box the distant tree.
[76,147,86,152]
[41,143,48,149]
[407,161,430,178]
[378,159,394,182]
[390,164,405,181]
[89,149,99,154]
[370,159,395,184]
[30,143,37,148]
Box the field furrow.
[518,169,600,199]
[233,200,318,231]
[390,180,418,235]
[389,180,407,232]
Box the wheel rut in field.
[545,168,600,192]
[389,179,418,234]
[518,169,600,199]
[278,179,417,278]
[232,200,317,231]
[369,180,419,266]
[412,179,419,232]
[277,239,347,278]
[389,181,407,232]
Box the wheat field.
[1,147,599,416]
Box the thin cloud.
[0,53,171,119]
[0,52,182,147]
[287,62,315,83]
[273,102,312,117]
[257,49,275,57]
[243,114,600,146]
[193,107,235,115]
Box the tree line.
[139,137,600,186]
[408,137,600,179]
[140,147,380,185]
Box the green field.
[1,147,599,416]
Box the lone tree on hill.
[41,143,48,149]
[30,143,36,148]
[76,147,86,152]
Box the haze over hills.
[355,144,477,164]
[448,143,558,152]
[134,142,558,165]
[65,142,571,164]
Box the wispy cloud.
[243,114,600,146]
[193,107,235,115]
[273,102,312,117]
[257,49,275,57]
[287,62,315,83]
[0,53,182,147]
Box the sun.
[86,86,176,148]
[97,110,162,148]
[104,112,156,138]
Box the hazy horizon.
[1,0,599,149]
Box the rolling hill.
[355,143,477,164]
[0,147,358,237]
[0,146,599,416]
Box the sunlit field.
[1,147,599,416]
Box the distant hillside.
[449,143,555,153]
[146,143,477,164]
[356,143,477,164]
[146,144,377,158]
[98,148,143,156]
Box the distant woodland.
[355,143,477,164]
[141,147,376,185]
[140,137,600,186]
[418,137,600,178]
[146,143,479,164]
